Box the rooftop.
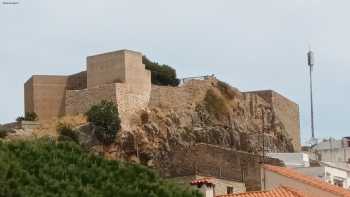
[217,186,309,197]
[263,164,350,197]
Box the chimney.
[190,177,215,197]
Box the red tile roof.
[263,164,350,197]
[217,186,310,197]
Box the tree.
[142,56,180,86]
[16,112,38,122]
[0,139,202,197]
[85,100,121,145]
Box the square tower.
[86,49,144,89]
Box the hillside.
[0,139,201,197]
[65,78,296,170]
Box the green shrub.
[0,125,8,138]
[57,122,79,143]
[0,139,202,197]
[85,100,121,145]
[142,56,180,86]
[16,112,38,122]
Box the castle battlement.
[24,49,151,129]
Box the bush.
[142,56,180,86]
[16,112,38,122]
[85,100,121,145]
[57,122,79,143]
[0,139,202,197]
[0,125,8,138]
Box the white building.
[267,153,310,168]
[262,164,350,197]
[312,137,350,162]
[296,166,349,189]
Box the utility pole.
[307,49,317,145]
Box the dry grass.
[32,115,87,138]
[204,89,230,119]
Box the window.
[227,186,234,194]
[334,179,344,187]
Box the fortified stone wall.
[160,143,283,191]
[65,84,118,116]
[271,91,301,151]
[67,71,87,90]
[245,90,300,151]
[87,51,127,88]
[25,75,68,121]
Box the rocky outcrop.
[81,78,296,170]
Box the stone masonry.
[24,49,151,129]
[24,49,300,149]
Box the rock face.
[88,78,298,169]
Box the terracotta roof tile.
[263,164,350,197]
[217,186,310,197]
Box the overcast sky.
[1,0,349,144]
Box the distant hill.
[0,139,201,197]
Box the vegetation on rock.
[0,125,8,138]
[85,100,121,145]
[204,89,230,119]
[0,139,201,197]
[16,112,38,122]
[142,56,180,86]
[57,122,79,143]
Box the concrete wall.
[24,75,68,121]
[267,153,310,168]
[263,169,343,197]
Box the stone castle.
[24,49,301,150]
[24,50,151,129]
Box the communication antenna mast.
[307,48,317,145]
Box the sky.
[0,0,349,144]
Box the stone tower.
[24,49,151,129]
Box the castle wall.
[24,77,34,113]
[246,90,301,151]
[87,51,126,88]
[65,84,117,116]
[24,75,68,121]
[271,91,301,151]
[67,71,87,90]
[161,143,283,191]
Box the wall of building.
[169,175,245,196]
[24,75,68,121]
[296,166,349,189]
[65,84,117,116]
[263,169,342,197]
[267,153,310,168]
